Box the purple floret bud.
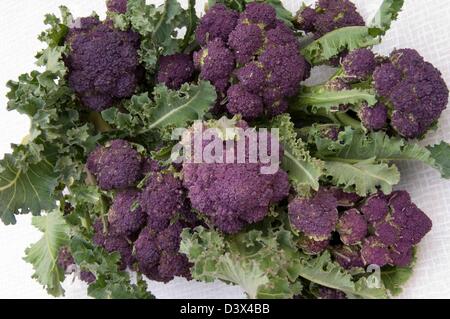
[329,187,361,206]
[86,139,142,190]
[288,189,338,240]
[361,236,391,267]
[337,209,367,245]
[359,192,389,223]
[318,287,347,299]
[239,2,277,28]
[195,4,238,46]
[359,102,388,131]
[235,62,266,94]
[57,247,75,272]
[342,48,377,81]
[331,245,364,269]
[298,235,330,255]
[226,84,264,120]
[390,241,414,267]
[228,23,264,64]
[157,53,195,90]
[108,189,147,236]
[80,271,96,284]
[106,0,128,14]
[295,6,318,33]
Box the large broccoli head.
[194,2,310,119]
[156,53,195,90]
[182,119,290,234]
[86,139,142,190]
[296,0,365,37]
[65,17,141,111]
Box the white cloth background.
[0,0,449,299]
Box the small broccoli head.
[134,223,191,283]
[288,189,338,240]
[359,192,389,223]
[140,172,188,231]
[239,2,277,28]
[80,271,96,284]
[389,241,414,267]
[195,4,239,46]
[298,235,330,255]
[342,48,377,82]
[86,139,142,190]
[226,84,264,120]
[331,245,364,269]
[93,219,134,270]
[228,23,264,64]
[194,38,235,93]
[359,102,388,131]
[336,209,367,245]
[57,247,75,272]
[156,53,195,90]
[235,62,266,94]
[108,189,146,236]
[296,0,365,37]
[65,17,141,111]
[360,236,391,267]
[328,187,361,207]
[106,0,128,14]
[373,49,449,138]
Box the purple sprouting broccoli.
[342,48,377,82]
[360,236,392,267]
[373,49,449,138]
[329,187,361,207]
[298,235,330,255]
[86,139,142,190]
[317,287,347,299]
[106,0,128,14]
[331,245,364,269]
[336,209,367,245]
[182,120,290,234]
[194,2,310,119]
[108,189,147,236]
[359,192,389,223]
[358,102,388,131]
[57,248,96,283]
[288,189,339,240]
[134,222,191,283]
[65,17,141,111]
[93,219,134,270]
[195,4,239,46]
[156,53,195,90]
[295,0,365,37]
[194,38,235,93]
[80,271,96,284]
[139,171,189,231]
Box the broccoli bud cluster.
[289,188,432,268]
[156,53,195,90]
[194,2,310,120]
[65,17,142,111]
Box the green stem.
[335,112,362,129]
[89,112,113,133]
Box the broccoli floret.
[296,0,365,37]
[194,2,310,119]
[336,209,367,245]
[86,139,142,190]
[359,192,389,223]
[195,4,238,46]
[288,189,338,240]
[93,219,134,270]
[106,0,128,14]
[182,120,290,234]
[57,247,75,272]
[360,236,391,267]
[156,53,195,90]
[342,48,377,82]
[134,223,191,283]
[389,241,414,267]
[140,171,188,231]
[298,235,330,255]
[331,245,364,269]
[373,49,449,138]
[108,189,147,236]
[65,17,141,111]
[80,271,96,284]
[358,102,388,131]
[318,286,347,299]
[328,187,361,206]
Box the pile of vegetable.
[1,0,449,299]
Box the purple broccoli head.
[373,49,449,138]
[226,84,264,120]
[295,6,317,33]
[298,235,330,255]
[195,4,238,46]
[331,245,364,269]
[65,18,141,111]
[359,102,388,131]
[108,189,147,236]
[86,139,142,190]
[342,48,377,81]
[288,189,338,240]
[57,247,75,272]
[359,192,389,223]
[157,53,195,90]
[360,236,391,267]
[336,209,367,245]
[228,23,264,64]
[106,0,128,14]
[239,2,277,28]
[235,62,266,94]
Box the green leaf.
[0,154,58,224]
[297,251,388,299]
[427,141,450,179]
[301,26,380,65]
[180,226,303,299]
[381,265,413,296]
[270,114,323,196]
[23,210,69,296]
[295,87,377,111]
[324,159,400,196]
[370,0,405,36]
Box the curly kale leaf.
[23,209,69,296]
[427,141,450,179]
[381,265,413,296]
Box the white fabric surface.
[0,0,449,299]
